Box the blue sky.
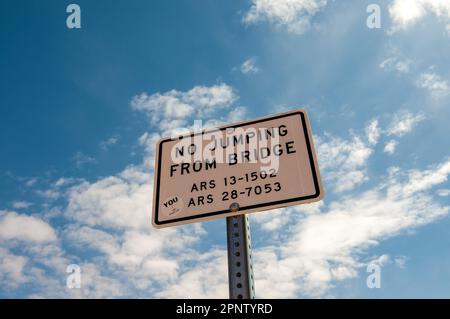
[1,0,450,298]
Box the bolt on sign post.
[152,109,324,298]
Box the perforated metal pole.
[226,205,255,299]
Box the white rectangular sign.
[152,109,324,228]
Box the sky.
[1,0,450,298]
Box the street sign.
[152,109,324,228]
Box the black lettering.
[273,144,283,156]
[286,141,296,154]
[175,146,184,158]
[170,164,179,177]
[228,153,237,165]
[260,147,270,159]
[188,144,196,155]
[205,159,217,170]
[245,131,255,143]
[233,134,244,145]
[181,163,190,175]
[193,161,202,172]
[241,150,250,163]
[279,125,288,136]
[263,127,273,139]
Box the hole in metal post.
[229,202,239,212]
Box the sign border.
[152,109,324,228]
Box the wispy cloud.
[24,178,38,187]
[243,0,328,34]
[11,201,32,210]
[72,152,96,169]
[240,57,259,74]
[36,189,60,201]
[417,72,450,99]
[379,49,413,74]
[100,136,119,150]
[386,111,425,137]
[317,133,372,193]
[437,188,450,197]
[365,119,381,145]
[54,177,80,188]
[384,140,398,155]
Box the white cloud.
[394,256,407,269]
[137,132,161,168]
[225,106,247,123]
[155,249,228,298]
[63,226,181,283]
[61,156,209,295]
[316,134,372,192]
[72,152,96,169]
[100,136,119,150]
[417,72,450,99]
[0,211,57,242]
[384,140,398,155]
[251,208,291,231]
[11,201,32,209]
[401,159,450,195]
[379,57,412,73]
[240,57,259,74]
[367,254,391,268]
[36,189,60,201]
[131,84,239,135]
[24,178,38,187]
[65,167,152,230]
[243,0,328,34]
[264,158,450,296]
[54,177,80,188]
[389,0,428,30]
[386,111,425,137]
[389,0,450,32]
[0,248,29,289]
[70,263,125,298]
[437,188,450,197]
[365,119,381,145]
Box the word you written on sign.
[152,109,324,228]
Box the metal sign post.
[226,203,254,299]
